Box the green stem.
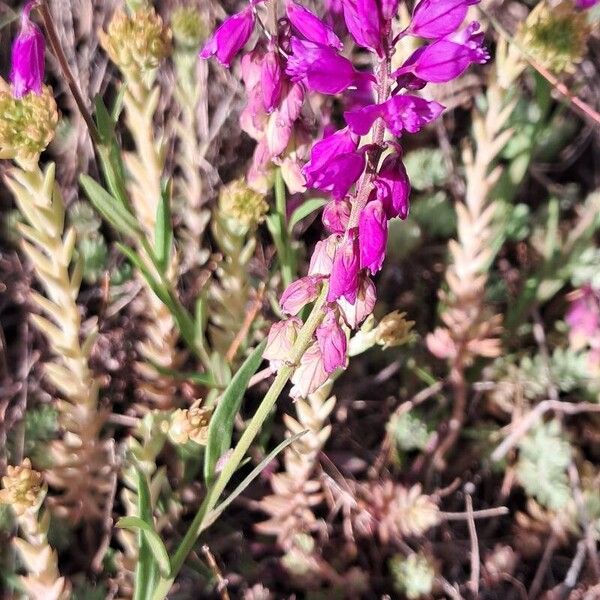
[151,285,328,600]
[274,169,294,287]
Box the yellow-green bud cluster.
[220,179,269,229]
[100,7,171,76]
[518,0,590,74]
[375,311,415,350]
[168,402,212,446]
[0,87,58,162]
[0,459,45,516]
[172,6,207,50]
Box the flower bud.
[375,153,410,219]
[219,178,268,229]
[327,235,360,304]
[322,199,351,234]
[337,275,376,328]
[263,317,303,372]
[359,199,387,274]
[168,402,212,446]
[309,234,339,276]
[290,342,329,398]
[10,1,45,99]
[0,458,45,516]
[408,0,478,39]
[280,276,321,315]
[286,1,343,49]
[261,48,283,112]
[200,7,255,67]
[316,309,347,373]
[375,311,414,349]
[171,6,207,49]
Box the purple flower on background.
[303,128,365,199]
[342,0,383,56]
[337,275,376,328]
[316,309,347,373]
[10,0,45,98]
[261,48,283,112]
[395,22,489,83]
[286,1,343,49]
[264,317,303,372]
[345,94,444,137]
[566,286,600,349]
[380,0,400,20]
[200,8,255,67]
[328,235,360,303]
[286,38,373,94]
[375,153,410,219]
[408,0,478,39]
[280,276,322,315]
[359,200,387,274]
[322,199,351,233]
[576,0,599,8]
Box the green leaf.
[134,467,157,598]
[80,175,140,239]
[93,95,115,142]
[111,85,127,122]
[203,340,267,484]
[154,181,173,274]
[288,198,328,233]
[204,430,307,529]
[148,360,220,387]
[117,516,171,578]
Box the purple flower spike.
[280,276,321,315]
[327,235,360,303]
[10,1,45,99]
[200,8,255,67]
[286,1,343,49]
[286,38,372,95]
[316,309,347,373]
[408,0,479,39]
[303,128,365,199]
[576,0,599,8]
[359,199,387,274]
[342,0,383,56]
[375,153,410,219]
[345,94,445,137]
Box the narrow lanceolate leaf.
[80,174,141,239]
[204,430,308,529]
[204,340,267,484]
[116,516,171,578]
[154,180,173,274]
[288,197,328,233]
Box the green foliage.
[411,191,456,238]
[517,421,572,511]
[403,149,448,191]
[388,412,430,452]
[389,553,435,599]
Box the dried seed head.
[517,0,590,74]
[0,86,58,161]
[219,179,269,229]
[100,8,171,76]
[171,6,207,49]
[375,311,415,349]
[168,402,212,446]
[0,458,45,516]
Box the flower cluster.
[0,458,45,517]
[201,0,488,398]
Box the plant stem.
[274,169,294,287]
[151,285,328,600]
[38,1,101,145]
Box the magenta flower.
[261,48,283,112]
[359,200,387,274]
[337,275,376,328]
[345,94,444,137]
[566,286,600,350]
[10,1,45,99]
[286,1,343,49]
[200,8,255,67]
[380,0,400,20]
[342,0,383,56]
[576,0,599,7]
[286,38,372,95]
[280,276,321,315]
[316,309,348,373]
[395,22,489,83]
[322,199,351,233]
[327,235,360,303]
[408,0,478,39]
[264,317,303,372]
[303,128,365,199]
[375,153,410,219]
